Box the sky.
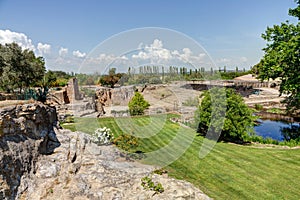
[0,0,298,73]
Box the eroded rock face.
[0,103,59,199]
[0,103,210,200]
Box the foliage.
[44,70,72,87]
[113,134,140,152]
[220,71,251,80]
[76,73,99,86]
[141,176,164,194]
[128,91,150,116]
[153,168,168,175]
[91,127,114,145]
[64,115,75,123]
[255,1,300,114]
[254,104,264,111]
[266,107,285,114]
[42,70,57,87]
[195,88,256,143]
[249,134,300,147]
[98,68,123,88]
[0,43,45,93]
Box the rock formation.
[0,103,59,199]
[48,78,82,105]
[95,86,135,117]
[0,103,210,199]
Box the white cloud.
[59,47,68,56]
[73,50,86,58]
[0,29,35,50]
[131,39,207,66]
[37,42,51,55]
[132,39,172,61]
[240,56,248,62]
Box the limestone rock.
[0,103,211,200]
[0,103,60,199]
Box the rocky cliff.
[0,103,59,199]
[0,103,210,200]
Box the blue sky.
[0,0,298,73]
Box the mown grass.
[62,115,300,200]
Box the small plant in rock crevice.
[141,176,164,195]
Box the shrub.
[113,134,140,152]
[153,168,168,175]
[64,115,74,123]
[91,127,114,145]
[254,104,264,111]
[149,77,162,84]
[128,92,150,116]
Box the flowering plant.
[92,127,114,145]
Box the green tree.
[255,1,300,114]
[0,43,45,93]
[98,68,122,88]
[42,70,57,87]
[128,91,150,116]
[195,88,255,143]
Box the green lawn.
[62,115,300,200]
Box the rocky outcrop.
[0,103,210,200]
[0,103,59,199]
[20,130,210,200]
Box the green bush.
[128,92,150,116]
[64,116,74,123]
[153,168,168,175]
[254,104,264,111]
[113,134,140,152]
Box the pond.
[254,118,300,141]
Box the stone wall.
[95,86,135,116]
[66,78,81,103]
[95,86,135,107]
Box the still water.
[254,119,300,141]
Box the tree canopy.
[0,43,45,93]
[255,1,300,114]
[98,68,123,88]
[195,88,255,143]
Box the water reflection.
[281,125,300,141]
[254,119,300,141]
